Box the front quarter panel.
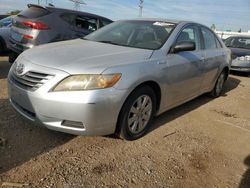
[102,50,167,113]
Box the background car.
[0,16,13,54]
[224,36,250,74]
[9,4,112,62]
[8,19,231,140]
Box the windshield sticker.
[153,22,174,26]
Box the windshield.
[84,20,176,50]
[224,37,250,49]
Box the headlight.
[53,74,121,91]
[238,55,250,61]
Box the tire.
[116,86,156,140]
[0,42,3,55]
[209,71,226,98]
[9,52,18,64]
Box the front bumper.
[230,66,250,72]
[8,63,128,136]
[230,59,250,73]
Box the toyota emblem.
[15,63,25,76]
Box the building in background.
[215,30,250,40]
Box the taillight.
[23,35,33,39]
[22,20,49,30]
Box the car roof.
[123,18,182,24]
[27,4,113,21]
[117,18,202,26]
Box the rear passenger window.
[201,27,217,49]
[75,16,97,32]
[61,13,75,25]
[18,7,50,18]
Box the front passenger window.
[176,26,199,50]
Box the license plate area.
[11,30,22,42]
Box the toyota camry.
[8,19,231,140]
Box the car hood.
[21,39,153,74]
[230,47,250,58]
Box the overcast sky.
[0,0,249,32]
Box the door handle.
[200,56,205,62]
[157,60,167,65]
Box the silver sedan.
[8,19,231,140]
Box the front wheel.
[209,71,226,98]
[116,86,156,140]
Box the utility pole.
[69,0,86,11]
[139,0,144,17]
[38,0,40,5]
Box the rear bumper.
[9,38,34,54]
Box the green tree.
[7,10,21,15]
[211,24,216,31]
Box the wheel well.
[115,81,162,135]
[223,66,229,80]
[134,81,161,112]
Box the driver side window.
[176,26,199,50]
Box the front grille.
[11,71,54,91]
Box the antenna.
[69,0,86,11]
[139,0,144,17]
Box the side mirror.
[171,41,196,53]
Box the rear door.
[199,26,225,91]
[164,24,204,107]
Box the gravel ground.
[0,56,250,188]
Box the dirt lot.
[0,56,250,188]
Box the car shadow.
[0,99,74,174]
[0,56,11,79]
[230,71,250,77]
[239,155,250,188]
[148,76,241,133]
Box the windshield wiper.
[81,37,89,40]
[98,40,120,45]
[98,41,131,48]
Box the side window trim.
[198,25,205,50]
[214,35,223,48]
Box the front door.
[164,25,204,108]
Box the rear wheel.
[116,86,156,140]
[209,71,226,98]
